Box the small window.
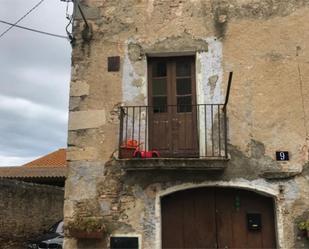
[110,237,139,249]
[108,56,120,72]
[176,78,191,95]
[152,79,167,95]
[153,96,167,113]
[152,61,167,77]
[176,60,191,77]
[177,96,192,113]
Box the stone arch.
[154,180,284,249]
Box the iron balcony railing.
[118,104,228,159]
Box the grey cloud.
[0,0,72,165]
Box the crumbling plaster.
[68,0,309,168]
[65,0,309,248]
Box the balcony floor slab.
[117,158,229,171]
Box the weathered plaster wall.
[65,161,309,248]
[65,0,309,248]
[68,0,309,168]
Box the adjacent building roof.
[0,166,67,179]
[0,149,67,179]
[22,148,66,168]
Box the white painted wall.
[196,38,224,157]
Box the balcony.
[118,104,228,170]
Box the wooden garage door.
[161,188,277,249]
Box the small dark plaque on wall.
[110,237,138,249]
[108,56,120,72]
[276,151,289,161]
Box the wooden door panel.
[149,113,171,155]
[161,188,217,249]
[161,188,277,249]
[148,59,172,156]
[215,189,277,249]
[194,188,217,249]
[172,112,199,157]
[161,193,184,248]
[172,58,198,157]
[254,195,277,248]
[215,189,235,249]
[182,190,198,248]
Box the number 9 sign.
[276,151,289,161]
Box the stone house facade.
[64,0,309,248]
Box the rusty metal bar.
[197,104,200,155]
[77,3,89,29]
[118,107,124,153]
[204,104,207,156]
[218,105,221,157]
[138,106,141,146]
[184,105,188,149]
[223,106,228,158]
[132,107,135,142]
[125,107,128,144]
[223,72,233,111]
[211,104,214,157]
[145,106,148,151]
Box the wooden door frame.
[155,184,281,249]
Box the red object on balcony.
[119,140,139,159]
[133,148,160,158]
[119,147,136,159]
[122,139,138,148]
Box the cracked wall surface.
[65,0,309,248]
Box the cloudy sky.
[0,0,72,166]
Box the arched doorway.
[161,187,277,248]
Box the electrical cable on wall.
[61,0,75,44]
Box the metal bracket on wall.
[223,71,233,111]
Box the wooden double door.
[148,56,199,157]
[161,188,277,249]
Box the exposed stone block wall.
[0,179,64,249]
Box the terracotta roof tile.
[0,167,67,178]
[22,149,67,168]
[0,149,67,179]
